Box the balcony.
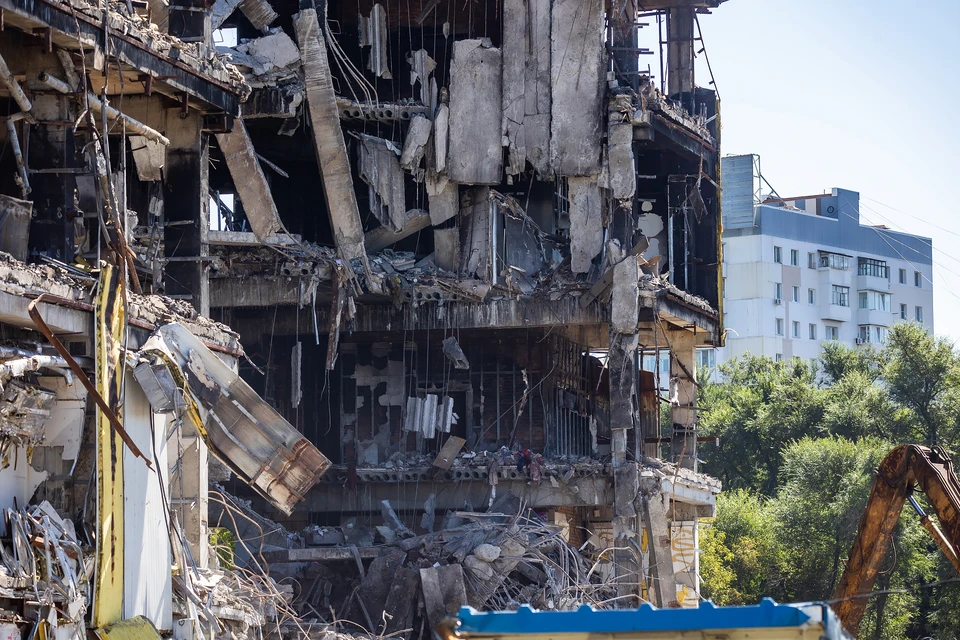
[822,303,852,323]
[857,274,890,292]
[818,263,852,289]
[857,308,893,326]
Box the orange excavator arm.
[832,445,960,636]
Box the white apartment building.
[716,154,934,365]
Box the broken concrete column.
[164,110,210,316]
[670,329,698,471]
[214,119,284,241]
[459,187,493,280]
[427,175,458,226]
[643,492,679,607]
[667,7,695,110]
[611,256,640,334]
[607,121,636,200]
[568,177,603,274]
[608,330,638,466]
[550,0,604,175]
[294,9,371,277]
[448,40,502,185]
[434,228,460,272]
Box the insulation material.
[0,380,56,445]
[359,135,407,233]
[400,115,432,173]
[129,136,165,182]
[420,394,439,439]
[359,4,392,79]
[550,0,604,175]
[448,40,502,185]
[407,49,436,107]
[568,177,603,274]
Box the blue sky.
[654,0,960,339]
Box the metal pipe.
[0,355,68,381]
[0,52,32,112]
[6,116,30,198]
[37,72,170,145]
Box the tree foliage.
[697,324,960,638]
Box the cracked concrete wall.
[448,40,502,185]
[550,0,604,176]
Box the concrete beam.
[215,119,284,242]
[301,474,614,514]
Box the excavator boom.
[832,445,960,636]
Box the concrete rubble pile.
[210,489,621,640]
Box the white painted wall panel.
[123,380,172,630]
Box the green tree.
[700,489,781,605]
[700,355,824,494]
[819,341,883,385]
[883,322,960,445]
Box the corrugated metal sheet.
[140,323,330,515]
[720,154,759,230]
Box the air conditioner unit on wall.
[774,298,782,305]
[855,338,864,345]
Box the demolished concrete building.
[0,0,728,636]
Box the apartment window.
[858,257,889,279]
[775,318,784,336]
[808,288,816,304]
[808,252,817,269]
[916,306,923,323]
[790,249,799,266]
[696,349,716,372]
[809,324,817,340]
[859,291,891,312]
[899,268,906,284]
[831,285,850,307]
[915,271,922,287]
[774,282,783,300]
[792,286,800,303]
[819,252,850,270]
[858,325,889,344]
[825,325,839,341]
[774,246,783,263]
[900,303,908,320]
[792,321,800,338]
[775,353,784,362]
